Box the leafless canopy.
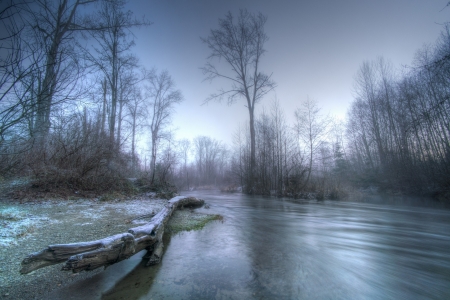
[201,9,275,192]
[145,69,183,183]
[201,9,276,107]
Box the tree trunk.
[33,0,81,144]
[131,110,137,174]
[116,91,124,150]
[109,77,117,146]
[20,196,204,274]
[150,134,157,184]
[248,105,256,193]
[101,78,107,135]
[34,40,58,143]
[109,37,119,147]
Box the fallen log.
[20,196,204,274]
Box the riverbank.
[0,196,218,299]
[217,183,450,204]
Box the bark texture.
[20,196,204,274]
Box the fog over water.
[2,2,450,297]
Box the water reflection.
[53,191,450,299]
[102,237,168,299]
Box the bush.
[134,176,178,199]
[1,113,137,197]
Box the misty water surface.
[51,191,450,299]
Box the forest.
[1,0,449,201]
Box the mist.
[2,1,450,299]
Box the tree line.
[201,9,450,199]
[346,31,450,197]
[0,0,184,193]
[1,2,449,200]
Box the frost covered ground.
[0,205,51,247]
[0,197,167,299]
[0,174,218,299]
[0,198,165,247]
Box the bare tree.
[231,123,251,188]
[0,1,27,106]
[178,138,191,189]
[295,97,331,190]
[0,1,33,141]
[115,59,139,149]
[156,138,178,184]
[270,99,291,194]
[86,0,149,146]
[145,70,183,184]
[193,136,225,186]
[201,9,276,193]
[125,78,145,174]
[344,35,450,194]
[23,0,96,143]
[0,0,86,142]
[127,94,143,173]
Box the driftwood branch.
[20,196,204,274]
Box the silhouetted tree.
[295,97,331,190]
[0,1,35,141]
[201,9,276,193]
[86,0,149,146]
[24,0,96,144]
[178,138,191,189]
[145,70,183,184]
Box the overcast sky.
[125,0,449,146]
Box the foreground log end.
[62,233,137,273]
[20,248,59,274]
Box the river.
[51,191,450,299]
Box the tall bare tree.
[145,70,183,184]
[0,1,34,140]
[115,58,139,149]
[125,83,145,174]
[193,136,225,186]
[86,0,149,146]
[24,0,95,143]
[178,138,191,189]
[295,97,331,190]
[201,9,276,193]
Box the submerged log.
[20,196,204,274]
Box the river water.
[52,191,450,299]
